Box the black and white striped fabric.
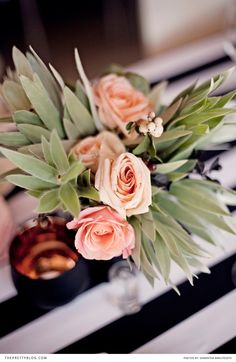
[1,34,236,354]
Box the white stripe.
[0,264,16,302]
[133,289,236,354]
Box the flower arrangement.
[1,46,236,291]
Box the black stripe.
[0,296,49,339]
[150,55,232,87]
[57,254,236,354]
[211,336,236,354]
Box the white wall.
[138,0,230,54]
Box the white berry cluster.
[138,112,164,138]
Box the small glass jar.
[9,216,90,309]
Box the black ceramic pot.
[9,216,90,310]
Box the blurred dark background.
[0,0,141,80]
[0,0,229,81]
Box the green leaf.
[13,110,44,127]
[156,129,192,144]
[0,147,58,183]
[0,132,31,147]
[61,161,85,183]
[129,216,142,269]
[75,49,104,132]
[78,186,100,201]
[160,98,182,125]
[41,136,54,166]
[59,183,80,217]
[63,118,80,140]
[140,247,157,278]
[50,130,70,173]
[154,160,188,174]
[132,135,150,155]
[64,86,96,136]
[75,80,90,109]
[37,188,60,213]
[153,232,171,283]
[125,72,150,95]
[27,47,62,113]
[17,124,51,143]
[103,63,124,76]
[6,174,56,191]
[2,80,31,111]
[20,74,64,138]
[170,182,229,215]
[12,46,33,79]
[140,210,156,242]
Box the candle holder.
[9,216,90,309]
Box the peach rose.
[95,152,152,218]
[72,131,125,173]
[67,206,135,260]
[93,74,153,137]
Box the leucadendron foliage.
[1,46,236,292]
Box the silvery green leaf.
[64,86,96,136]
[37,188,60,213]
[0,132,31,147]
[180,201,236,235]
[17,124,51,143]
[78,169,91,187]
[201,123,236,144]
[142,235,160,277]
[140,247,158,278]
[140,210,156,242]
[6,174,56,191]
[59,182,80,217]
[61,161,85,183]
[63,118,80,140]
[170,182,229,215]
[160,98,182,125]
[153,232,170,283]
[157,192,205,229]
[50,130,70,173]
[156,129,192,144]
[187,257,210,274]
[49,64,65,90]
[75,80,90,109]
[0,147,58,183]
[132,135,150,155]
[27,47,62,112]
[13,110,44,127]
[214,90,236,108]
[20,74,64,138]
[75,49,104,131]
[12,47,33,79]
[154,160,188,174]
[78,186,100,201]
[2,80,31,111]
[125,72,150,95]
[41,136,54,166]
[167,172,188,182]
[129,216,141,269]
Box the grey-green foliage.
[0,130,102,217]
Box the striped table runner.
[1,34,236,354]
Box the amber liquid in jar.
[11,217,78,280]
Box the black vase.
[9,216,90,310]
